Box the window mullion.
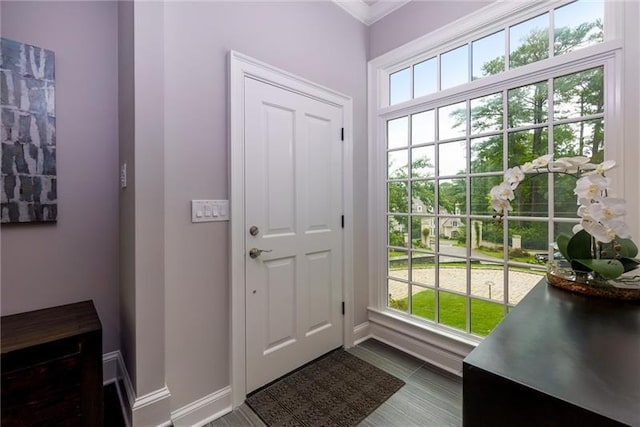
[502,87,509,311]
[548,76,556,263]
[505,23,510,73]
[465,98,472,334]
[408,114,413,316]
[549,4,555,60]
[433,105,440,325]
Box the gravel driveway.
[388,267,544,304]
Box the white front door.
[244,77,344,392]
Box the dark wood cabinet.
[1,301,103,426]
[463,280,640,427]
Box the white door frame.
[228,51,354,408]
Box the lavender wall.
[368,1,492,59]
[163,1,368,410]
[0,1,120,353]
[118,0,137,389]
[131,1,168,405]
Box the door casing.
[229,51,354,408]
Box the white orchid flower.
[596,160,616,173]
[504,166,525,188]
[578,199,630,242]
[577,205,591,218]
[588,198,626,222]
[584,160,616,176]
[548,160,568,173]
[581,219,616,243]
[491,198,513,214]
[566,156,590,166]
[521,162,535,173]
[553,156,590,173]
[488,155,635,249]
[606,219,631,239]
[531,154,553,168]
[574,174,610,204]
[490,181,515,201]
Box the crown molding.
[333,0,411,26]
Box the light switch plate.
[120,163,127,189]
[191,200,229,222]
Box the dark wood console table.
[463,280,640,427]
[1,301,103,426]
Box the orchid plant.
[490,154,639,281]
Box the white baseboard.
[171,386,232,427]
[102,351,133,427]
[367,308,478,376]
[103,351,120,385]
[102,350,136,407]
[353,321,372,345]
[103,351,172,427]
[103,351,234,427]
[132,385,172,427]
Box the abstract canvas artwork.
[1,38,57,223]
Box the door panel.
[264,256,296,353]
[305,114,332,231]
[263,104,296,236]
[306,250,332,334]
[245,77,343,392]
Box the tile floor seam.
[406,362,426,380]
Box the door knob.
[249,248,272,259]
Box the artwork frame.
[1,37,57,223]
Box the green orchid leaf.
[599,242,616,259]
[556,233,571,261]
[566,230,592,260]
[571,259,592,273]
[572,259,624,279]
[620,257,640,273]
[615,237,638,258]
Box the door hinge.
[342,301,345,315]
[341,128,344,141]
[341,215,344,229]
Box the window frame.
[368,0,634,343]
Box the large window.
[372,0,626,340]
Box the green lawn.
[475,247,537,264]
[388,250,408,258]
[390,289,505,336]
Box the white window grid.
[370,0,627,341]
[384,0,610,108]
[385,63,608,335]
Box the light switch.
[191,200,230,222]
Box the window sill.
[367,307,479,375]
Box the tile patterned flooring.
[208,339,462,426]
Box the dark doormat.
[246,349,405,427]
